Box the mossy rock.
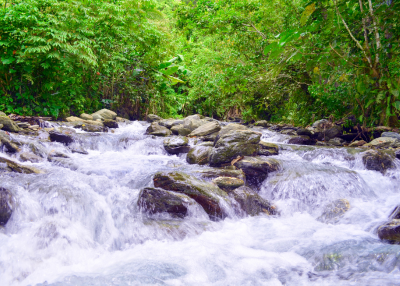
[145,122,172,137]
[163,136,190,154]
[196,168,246,181]
[362,150,394,174]
[186,145,212,165]
[0,116,20,132]
[189,121,221,137]
[233,156,280,185]
[378,219,400,243]
[0,156,43,174]
[258,141,279,156]
[212,177,244,191]
[229,186,278,216]
[146,114,162,123]
[171,124,192,136]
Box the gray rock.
[68,145,89,155]
[349,140,367,147]
[171,124,192,136]
[80,113,93,120]
[186,145,212,165]
[163,136,190,154]
[380,132,400,140]
[0,124,3,130]
[183,114,210,131]
[362,150,394,174]
[103,119,118,129]
[324,125,343,140]
[254,120,271,128]
[190,121,221,137]
[0,132,20,153]
[146,114,162,123]
[317,199,350,224]
[281,129,297,135]
[159,119,184,129]
[0,116,20,132]
[198,131,219,142]
[153,172,231,221]
[378,219,400,243]
[365,137,400,148]
[312,119,331,129]
[49,130,75,145]
[17,122,30,128]
[297,128,313,137]
[137,187,190,219]
[0,112,6,116]
[328,137,345,146]
[213,177,244,192]
[218,123,249,138]
[258,141,279,156]
[145,122,172,137]
[233,156,280,185]
[48,157,78,170]
[92,109,117,120]
[0,188,13,226]
[0,156,43,174]
[92,114,103,121]
[196,168,246,182]
[20,152,42,163]
[81,124,104,132]
[288,135,314,145]
[209,130,261,166]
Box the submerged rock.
[189,121,221,137]
[137,188,189,219]
[186,145,212,165]
[212,177,244,192]
[145,122,171,137]
[146,114,162,123]
[362,150,394,174]
[258,141,279,156]
[317,199,350,224]
[288,135,314,145]
[233,156,280,185]
[163,137,190,154]
[378,220,400,243]
[19,152,43,163]
[209,130,261,166]
[228,186,278,216]
[49,130,74,145]
[153,171,230,221]
[0,116,20,132]
[0,156,43,174]
[0,188,13,226]
[68,145,89,155]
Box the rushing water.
[1,122,400,286]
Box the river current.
[1,121,400,286]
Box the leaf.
[300,3,316,26]
[264,42,278,55]
[161,66,179,76]
[393,101,400,111]
[365,99,374,109]
[167,75,185,85]
[390,89,399,98]
[1,57,15,65]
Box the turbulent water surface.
[1,122,400,286]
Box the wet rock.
[92,109,117,120]
[324,125,343,140]
[288,135,314,145]
[378,220,400,243]
[396,149,400,160]
[20,152,42,163]
[171,124,191,136]
[196,168,246,181]
[0,132,20,153]
[218,123,249,138]
[153,171,230,221]
[228,186,277,216]
[80,113,93,121]
[146,114,162,123]
[254,120,270,128]
[209,130,261,166]
[198,132,219,142]
[137,187,189,219]
[49,130,74,145]
[349,140,367,147]
[183,114,210,131]
[317,199,350,223]
[186,145,212,165]
[213,177,244,192]
[389,206,400,220]
[0,188,13,226]
[145,122,172,137]
[159,119,184,129]
[81,124,104,132]
[17,122,30,128]
[365,137,400,148]
[68,145,89,155]
[362,150,394,174]
[281,129,297,135]
[189,121,221,137]
[0,156,43,174]
[163,136,190,154]
[0,116,20,132]
[48,151,70,159]
[48,157,78,170]
[381,132,400,140]
[328,137,345,146]
[103,119,118,129]
[116,117,129,123]
[233,156,280,185]
[258,141,279,156]
[297,128,313,137]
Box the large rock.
[324,125,343,140]
[92,109,117,120]
[103,119,118,129]
[145,122,172,137]
[153,172,230,221]
[317,199,350,224]
[233,156,280,185]
[362,150,394,174]
[186,145,212,165]
[349,140,367,147]
[288,135,314,145]
[381,132,400,140]
[0,111,6,116]
[209,130,261,166]
[0,116,20,132]
[365,137,400,148]
[183,114,210,131]
[0,132,20,153]
[213,177,244,192]
[258,141,279,156]
[297,128,313,137]
[81,124,104,132]
[49,129,75,145]
[0,156,43,174]
[254,120,270,128]
[159,119,184,129]
[228,186,277,216]
[196,168,246,181]
[163,137,190,154]
[171,124,191,136]
[68,144,89,155]
[189,121,221,137]
[378,220,400,243]
[312,119,332,129]
[146,114,162,123]
[137,187,190,219]
[327,137,345,146]
[65,116,83,123]
[0,188,13,226]
[218,123,249,138]
[80,113,93,121]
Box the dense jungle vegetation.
[0,0,399,126]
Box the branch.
[367,0,381,65]
[329,43,363,68]
[243,23,266,40]
[358,0,373,65]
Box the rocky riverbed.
[1,110,400,285]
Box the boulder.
[146,114,162,123]
[233,156,280,185]
[0,111,6,116]
[209,130,261,166]
[17,122,30,128]
[312,119,332,129]
[103,119,118,129]
[228,186,278,216]
[116,117,129,123]
[92,109,117,120]
[65,116,83,123]
[0,116,20,132]
[137,187,189,219]
[317,199,350,224]
[163,137,190,154]
[0,124,3,130]
[362,150,394,174]
[381,132,400,140]
[258,142,279,156]
[378,220,400,243]
[297,128,313,137]
[365,137,400,148]
[0,188,13,226]
[198,132,219,142]
[80,113,93,121]
[171,124,192,136]
[92,114,103,121]
[349,140,367,147]
[324,125,343,140]
[159,119,184,129]
[254,120,271,128]
[0,156,43,174]
[81,124,104,132]
[328,137,345,146]
[49,130,75,145]
[218,123,249,138]
[145,122,172,137]
[281,129,297,135]
[196,168,246,181]
[0,132,20,153]
[288,135,314,145]
[153,172,230,221]
[186,145,212,165]
[19,152,42,163]
[396,149,400,160]
[189,121,221,137]
[212,177,244,192]
[183,114,209,131]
